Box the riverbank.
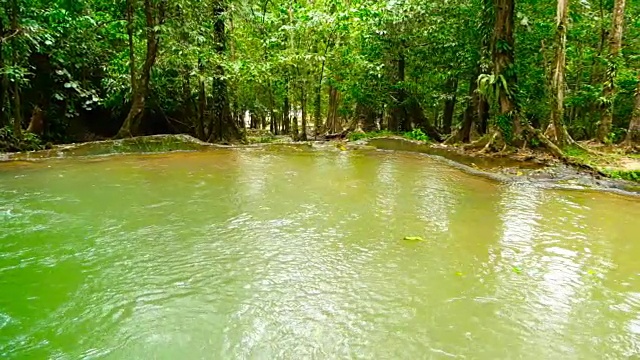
[358,136,640,196]
[2,133,639,196]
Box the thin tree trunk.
[126,0,136,96]
[442,76,458,135]
[624,77,640,144]
[283,86,290,135]
[314,84,322,136]
[208,0,240,142]
[549,0,569,147]
[589,0,608,86]
[568,42,584,132]
[0,15,6,127]
[300,85,307,141]
[477,0,492,137]
[12,83,21,138]
[116,0,165,138]
[268,83,276,135]
[391,49,411,132]
[11,0,21,139]
[314,39,331,137]
[597,0,626,142]
[433,107,439,130]
[196,58,206,140]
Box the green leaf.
[403,236,426,242]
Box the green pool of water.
[1,149,640,359]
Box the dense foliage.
[0,0,639,149]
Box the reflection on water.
[1,149,640,359]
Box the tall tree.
[0,13,6,127]
[10,0,22,139]
[442,76,458,135]
[492,0,521,145]
[596,0,626,142]
[116,0,166,138]
[208,0,241,142]
[548,0,570,147]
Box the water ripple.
[1,150,640,358]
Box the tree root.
[479,131,500,154]
[620,139,640,154]
[566,137,604,156]
[443,133,457,145]
[463,132,493,150]
[525,124,566,159]
[525,124,610,177]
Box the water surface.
[1,149,640,359]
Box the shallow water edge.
[1,134,638,198]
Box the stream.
[1,147,640,359]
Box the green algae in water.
[2,149,640,359]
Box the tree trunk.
[207,0,240,142]
[391,49,410,133]
[116,0,165,138]
[478,96,489,134]
[313,85,322,135]
[11,0,21,139]
[356,103,377,132]
[408,98,442,142]
[325,86,341,134]
[624,77,640,144]
[596,0,626,142]
[548,0,569,147]
[196,58,206,140]
[12,83,22,138]
[0,15,6,127]
[268,83,276,134]
[477,0,492,137]
[126,0,136,97]
[300,85,307,141]
[493,0,521,145]
[442,76,458,135]
[314,39,331,137]
[568,42,583,134]
[283,89,290,135]
[457,73,479,143]
[314,84,322,136]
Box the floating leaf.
[403,236,426,242]
[512,266,522,274]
